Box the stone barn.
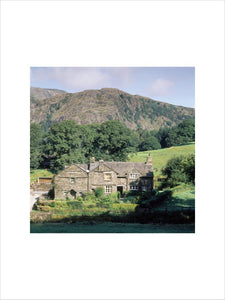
[54,156,153,199]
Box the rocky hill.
[30,87,195,131]
[30,87,66,101]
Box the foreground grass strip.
[30,222,195,233]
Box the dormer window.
[104,172,112,180]
[130,173,138,179]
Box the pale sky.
[30,67,195,108]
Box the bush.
[136,189,172,210]
[161,154,195,187]
[96,195,113,208]
[109,192,119,202]
[36,205,51,212]
[48,200,83,209]
[94,187,104,198]
[82,191,96,202]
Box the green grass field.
[30,169,54,182]
[129,142,195,177]
[30,222,194,233]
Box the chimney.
[90,157,95,163]
[145,154,152,165]
[99,159,104,171]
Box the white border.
[1,1,224,300]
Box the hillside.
[129,142,195,177]
[30,87,195,131]
[30,87,67,101]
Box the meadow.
[129,142,195,178]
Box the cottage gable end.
[56,164,87,178]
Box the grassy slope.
[129,142,195,208]
[129,142,195,177]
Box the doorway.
[70,189,76,199]
[117,186,123,197]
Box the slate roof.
[103,161,153,177]
[74,160,153,177]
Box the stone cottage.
[54,156,153,199]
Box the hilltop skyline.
[30,67,195,108]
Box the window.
[142,186,147,191]
[105,185,112,193]
[104,173,112,180]
[70,178,75,183]
[130,185,138,190]
[130,173,138,179]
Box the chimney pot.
[90,157,95,163]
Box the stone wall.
[89,164,118,194]
[54,164,88,199]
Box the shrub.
[96,195,113,208]
[109,192,119,202]
[82,191,96,202]
[48,200,83,209]
[36,205,51,212]
[94,187,104,198]
[161,154,195,187]
[136,189,172,210]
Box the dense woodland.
[30,118,195,173]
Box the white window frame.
[130,185,138,191]
[105,185,112,193]
[130,173,138,179]
[104,172,112,180]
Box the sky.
[30,67,195,108]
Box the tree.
[165,119,195,147]
[43,120,138,172]
[95,120,138,161]
[139,136,161,151]
[136,128,161,151]
[30,123,44,169]
[156,127,170,148]
[44,120,85,172]
[162,154,195,187]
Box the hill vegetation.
[30,87,194,131]
[30,87,66,101]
